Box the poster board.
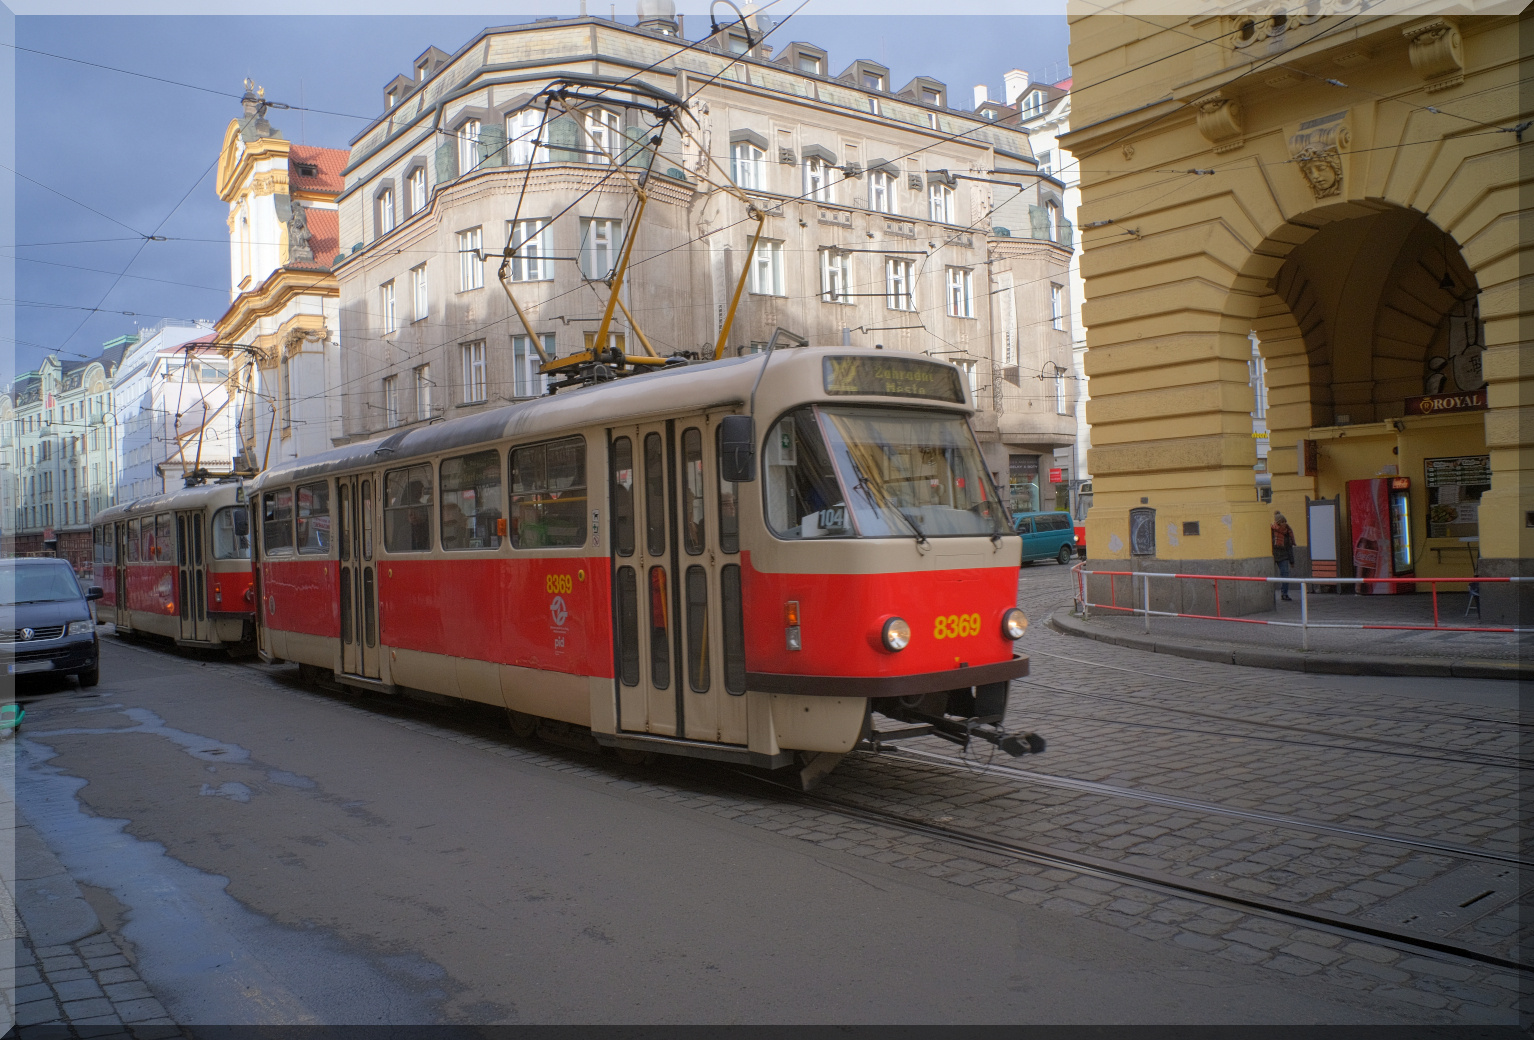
[1424,455,1490,539]
[1306,497,1339,584]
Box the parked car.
[1014,511,1077,566]
[1,558,102,687]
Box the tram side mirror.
[85,587,104,601]
[720,415,757,483]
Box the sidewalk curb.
[1047,611,1532,680]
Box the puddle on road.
[9,717,454,1025]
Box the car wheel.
[78,665,99,688]
[1058,544,1074,565]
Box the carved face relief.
[1298,153,1342,197]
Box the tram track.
[737,769,1530,977]
[866,744,1527,867]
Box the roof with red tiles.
[289,145,347,195]
[286,207,340,272]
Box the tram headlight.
[880,617,911,652]
[1002,608,1028,640]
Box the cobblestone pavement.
[12,604,1531,1027]
[2,746,186,1039]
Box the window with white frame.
[956,360,979,409]
[885,257,914,311]
[797,53,821,74]
[862,70,884,91]
[748,240,784,296]
[946,267,973,318]
[1022,91,1045,118]
[819,249,851,304]
[869,170,896,214]
[378,188,396,235]
[411,264,428,322]
[458,119,481,173]
[929,182,954,223]
[1051,284,1065,330]
[381,280,397,333]
[457,227,483,291]
[731,141,766,190]
[1046,200,1061,243]
[1037,149,1053,176]
[513,334,556,398]
[461,341,487,403]
[408,167,428,213]
[506,219,552,282]
[803,157,832,202]
[507,108,549,165]
[414,364,432,421]
[384,375,400,427]
[579,217,620,280]
[1055,371,1068,415]
[585,108,621,164]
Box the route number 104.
[934,613,981,639]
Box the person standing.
[1271,510,1296,602]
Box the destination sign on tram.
[823,356,965,404]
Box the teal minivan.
[1013,511,1077,565]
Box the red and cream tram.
[251,348,1034,777]
[92,481,256,651]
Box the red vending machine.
[1347,477,1415,594]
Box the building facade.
[213,85,348,473]
[1065,9,1529,620]
[332,13,1075,509]
[1,342,129,569]
[113,321,234,501]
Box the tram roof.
[257,353,765,487]
[93,480,245,524]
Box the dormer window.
[295,162,318,178]
[921,87,942,106]
[387,92,397,108]
[863,70,884,91]
[798,54,821,74]
[727,33,749,54]
[416,61,428,81]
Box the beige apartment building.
[1066,8,1529,620]
[332,12,1075,510]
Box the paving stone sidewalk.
[3,746,185,1039]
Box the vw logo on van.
[20,628,34,640]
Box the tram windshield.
[212,506,251,560]
[764,406,1007,539]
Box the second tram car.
[251,348,1034,777]
[92,481,256,651]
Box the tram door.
[175,512,210,643]
[337,474,380,679]
[113,523,130,627]
[611,420,747,745]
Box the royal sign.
[1405,390,1487,416]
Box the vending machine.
[1347,477,1415,594]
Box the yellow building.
[1064,9,1529,621]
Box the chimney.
[973,84,990,109]
[1003,69,1030,106]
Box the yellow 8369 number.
[544,574,574,595]
[933,613,981,639]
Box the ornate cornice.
[1403,17,1464,93]
[1195,91,1244,154]
[214,267,338,350]
[216,122,292,202]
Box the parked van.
[1014,511,1077,566]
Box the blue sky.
[4,11,1069,383]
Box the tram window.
[155,514,174,561]
[296,481,332,554]
[721,564,746,695]
[262,490,295,555]
[685,565,709,693]
[509,437,587,549]
[384,465,433,553]
[440,450,503,551]
[716,426,739,554]
[212,507,251,560]
[93,527,103,564]
[763,408,851,539]
[176,516,187,566]
[616,566,640,687]
[648,566,670,690]
[643,433,666,556]
[127,518,140,562]
[611,437,635,557]
[681,428,705,555]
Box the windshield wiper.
[843,452,927,546]
[897,507,931,548]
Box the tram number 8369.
[933,613,982,639]
[545,574,575,595]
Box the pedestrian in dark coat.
[1272,510,1296,602]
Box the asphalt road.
[6,632,1434,1027]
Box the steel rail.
[738,773,1529,976]
[877,745,1527,868]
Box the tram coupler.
[880,707,1044,758]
